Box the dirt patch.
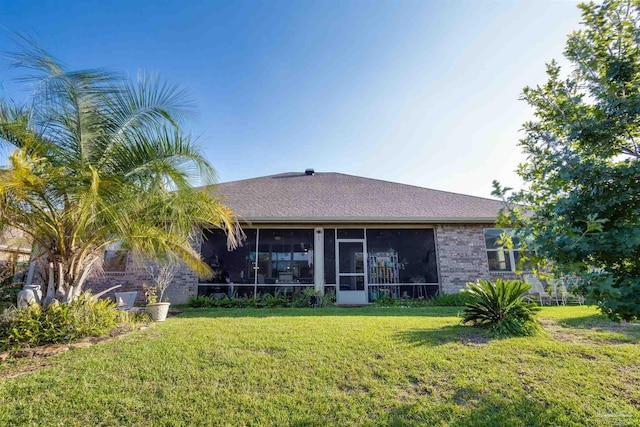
[14,345,70,359]
[578,353,597,360]
[397,383,434,402]
[540,319,590,343]
[459,334,491,345]
[540,318,637,345]
[2,361,54,379]
[70,342,92,350]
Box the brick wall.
[489,271,518,281]
[435,224,493,293]
[85,253,198,305]
[162,265,198,304]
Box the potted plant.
[144,260,179,321]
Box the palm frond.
[0,38,241,300]
[461,279,540,337]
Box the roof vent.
[305,169,315,176]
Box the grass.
[0,306,639,426]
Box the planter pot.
[146,302,171,322]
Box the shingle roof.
[204,172,504,223]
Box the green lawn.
[1,306,639,426]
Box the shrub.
[0,282,22,307]
[320,289,336,307]
[263,291,289,308]
[69,293,119,337]
[118,309,152,326]
[373,295,431,307]
[461,279,540,337]
[221,296,242,308]
[0,262,23,306]
[424,292,474,307]
[189,295,215,308]
[189,289,335,309]
[372,294,400,307]
[291,287,318,308]
[0,293,137,351]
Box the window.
[484,229,532,272]
[365,229,438,283]
[200,229,257,284]
[256,229,314,284]
[199,228,313,287]
[103,250,128,272]
[323,229,336,284]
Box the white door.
[336,240,368,305]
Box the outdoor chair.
[522,274,552,305]
[558,276,584,305]
[546,279,563,305]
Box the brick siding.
[85,253,199,305]
[435,223,493,293]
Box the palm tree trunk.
[64,256,100,301]
[73,270,90,298]
[56,261,64,300]
[43,263,55,306]
[64,285,75,303]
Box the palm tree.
[0,39,241,305]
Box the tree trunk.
[43,263,55,306]
[64,285,75,304]
[24,262,36,288]
[72,256,100,300]
[73,284,83,298]
[56,261,65,300]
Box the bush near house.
[0,294,149,351]
[189,288,336,309]
[372,291,473,307]
[462,279,541,337]
[0,262,22,310]
[191,290,470,309]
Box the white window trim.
[484,228,521,273]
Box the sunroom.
[198,226,440,305]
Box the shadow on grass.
[394,325,495,347]
[285,389,571,426]
[174,306,463,319]
[559,313,637,328]
[554,314,640,343]
[380,392,594,427]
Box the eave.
[236,216,498,224]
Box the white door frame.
[335,237,368,305]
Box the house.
[89,170,521,305]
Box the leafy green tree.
[0,39,241,305]
[495,0,640,321]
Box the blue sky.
[0,0,583,198]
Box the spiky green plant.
[461,279,540,337]
[0,37,241,305]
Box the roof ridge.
[201,171,501,203]
[312,172,502,203]
[198,172,301,189]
